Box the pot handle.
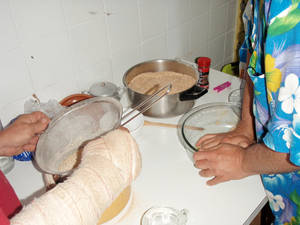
[179,86,208,101]
[175,57,198,71]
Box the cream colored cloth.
[11,129,142,225]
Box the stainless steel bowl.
[123,59,199,118]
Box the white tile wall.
[69,19,109,68]
[167,0,190,30]
[62,0,105,27]
[139,0,167,41]
[189,13,209,54]
[209,2,228,40]
[111,45,141,86]
[0,0,19,52]
[0,0,237,125]
[23,32,76,91]
[167,24,190,58]
[208,33,226,69]
[141,35,168,61]
[10,0,66,41]
[0,49,33,107]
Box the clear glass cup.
[141,206,188,225]
[0,120,14,174]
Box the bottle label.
[197,69,209,89]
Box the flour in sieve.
[57,112,119,173]
[99,111,119,131]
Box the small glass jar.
[141,206,188,225]
[0,120,14,174]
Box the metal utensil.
[121,84,171,127]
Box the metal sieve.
[34,97,123,175]
[34,84,171,175]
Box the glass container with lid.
[89,81,125,100]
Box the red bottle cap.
[197,57,211,67]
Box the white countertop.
[6,69,267,225]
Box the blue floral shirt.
[243,0,300,224]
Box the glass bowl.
[177,102,241,161]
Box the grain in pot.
[128,71,196,95]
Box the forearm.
[0,130,14,156]
[242,143,300,176]
[234,49,255,138]
[235,73,256,141]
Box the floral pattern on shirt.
[278,73,300,114]
[242,0,300,224]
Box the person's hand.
[0,111,50,156]
[196,131,253,150]
[193,143,249,185]
[196,118,256,150]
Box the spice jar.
[179,57,211,101]
[195,57,211,89]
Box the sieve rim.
[34,96,123,175]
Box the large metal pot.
[123,59,200,118]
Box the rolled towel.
[11,129,142,225]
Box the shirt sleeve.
[0,171,22,218]
[262,1,300,165]
[0,208,9,225]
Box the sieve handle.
[120,84,172,127]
